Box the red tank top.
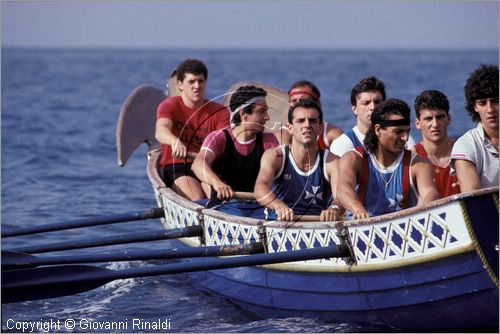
[413,143,460,198]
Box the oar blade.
[2,265,113,304]
[1,250,38,270]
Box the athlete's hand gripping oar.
[8,226,203,254]
[2,243,265,270]
[2,244,349,304]
[232,192,323,221]
[2,208,164,238]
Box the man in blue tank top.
[254,99,343,221]
[337,99,439,219]
[331,76,416,157]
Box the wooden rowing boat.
[117,76,499,331]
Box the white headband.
[230,97,266,125]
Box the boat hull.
[189,251,497,330]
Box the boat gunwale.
[146,149,498,229]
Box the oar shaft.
[2,243,265,269]
[2,245,349,303]
[225,192,325,221]
[115,244,349,281]
[9,226,203,254]
[2,208,164,238]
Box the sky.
[1,0,499,49]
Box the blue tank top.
[269,145,331,217]
[347,150,416,219]
[345,128,363,148]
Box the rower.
[254,99,343,222]
[451,64,499,192]
[337,98,439,220]
[191,85,279,212]
[155,59,229,201]
[412,90,460,198]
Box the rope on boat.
[459,200,498,287]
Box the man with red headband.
[337,98,438,219]
[279,80,343,148]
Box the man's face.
[177,73,206,105]
[415,108,450,143]
[474,97,499,131]
[375,115,411,154]
[241,98,270,132]
[288,107,322,145]
[353,90,384,131]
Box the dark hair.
[229,85,267,125]
[176,59,208,82]
[414,90,450,119]
[288,99,323,124]
[288,80,321,101]
[350,76,386,106]
[364,98,411,153]
[464,64,499,122]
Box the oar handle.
[186,151,198,159]
[295,215,322,222]
[231,192,327,222]
[233,191,255,200]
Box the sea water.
[1,48,498,332]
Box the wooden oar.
[1,243,265,270]
[2,208,164,238]
[2,244,348,304]
[8,226,203,254]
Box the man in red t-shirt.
[155,59,229,200]
[412,90,460,198]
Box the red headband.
[288,90,319,101]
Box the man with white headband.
[192,85,279,206]
[337,98,438,219]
